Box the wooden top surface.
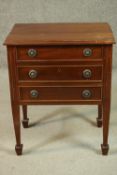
[4,23,115,45]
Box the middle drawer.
[17,65,102,82]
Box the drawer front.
[19,87,101,101]
[18,65,102,81]
[17,46,103,61]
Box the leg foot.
[15,144,23,156]
[101,144,109,155]
[22,118,29,128]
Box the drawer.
[17,46,103,61]
[18,65,102,81]
[19,87,102,101]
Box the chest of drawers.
[4,23,115,155]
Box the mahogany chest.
[4,23,115,155]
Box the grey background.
[0,1,117,173]
[0,0,117,67]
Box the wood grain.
[18,65,103,82]
[19,86,102,101]
[4,23,115,45]
[17,45,103,60]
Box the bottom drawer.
[19,86,102,102]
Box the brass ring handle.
[28,49,37,57]
[82,89,92,99]
[30,90,39,98]
[29,70,38,79]
[83,69,92,78]
[83,48,92,56]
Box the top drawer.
[16,46,103,61]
